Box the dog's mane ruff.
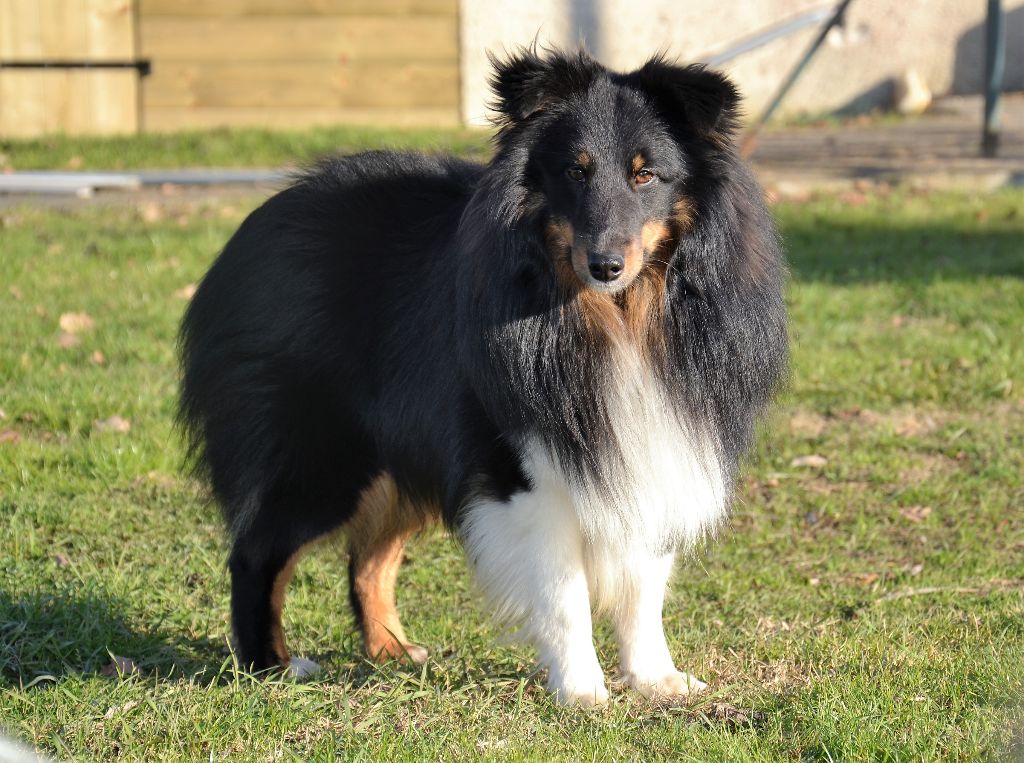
[456,136,787,507]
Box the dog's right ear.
[488,48,600,125]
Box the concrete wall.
[460,0,1024,125]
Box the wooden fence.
[0,0,140,136]
[0,0,460,137]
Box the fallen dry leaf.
[101,656,139,678]
[0,408,5,419]
[104,700,140,719]
[9,285,22,300]
[694,701,767,729]
[66,155,84,169]
[789,411,827,438]
[0,430,20,444]
[53,553,70,567]
[893,414,937,438]
[57,331,81,349]
[791,454,828,468]
[93,415,131,434]
[59,312,95,334]
[91,350,106,365]
[899,505,932,522]
[140,201,165,223]
[174,283,197,300]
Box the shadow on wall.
[823,5,1023,116]
[834,79,897,116]
[952,5,1024,94]
[570,3,603,60]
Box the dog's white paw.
[624,669,706,699]
[550,680,610,707]
[285,657,322,680]
[401,644,429,665]
[547,666,610,707]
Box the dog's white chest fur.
[541,348,725,543]
[460,346,729,702]
[518,347,727,610]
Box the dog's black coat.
[178,49,787,671]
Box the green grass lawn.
[0,126,492,171]
[1,186,1022,761]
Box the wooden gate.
[0,0,141,137]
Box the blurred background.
[0,0,1019,136]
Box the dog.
[178,48,787,706]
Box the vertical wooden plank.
[0,0,139,136]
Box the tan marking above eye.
[576,151,592,169]
[631,153,646,174]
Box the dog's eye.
[635,169,655,186]
[566,165,587,183]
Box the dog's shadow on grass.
[783,213,1023,286]
[0,588,227,688]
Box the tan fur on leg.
[347,473,434,664]
[269,551,302,665]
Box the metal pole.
[701,7,833,68]
[982,0,1005,157]
[741,0,856,155]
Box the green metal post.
[982,0,1006,157]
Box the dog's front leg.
[461,491,609,706]
[614,550,706,699]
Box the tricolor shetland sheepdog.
[178,48,787,705]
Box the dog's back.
[180,152,478,528]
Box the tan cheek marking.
[545,218,574,258]
[640,220,672,253]
[546,217,592,292]
[622,239,646,283]
[672,197,695,232]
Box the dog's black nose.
[588,254,624,282]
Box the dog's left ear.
[634,59,740,137]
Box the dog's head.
[489,48,739,296]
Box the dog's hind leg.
[228,517,321,678]
[228,487,359,679]
[613,551,706,699]
[346,473,430,664]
